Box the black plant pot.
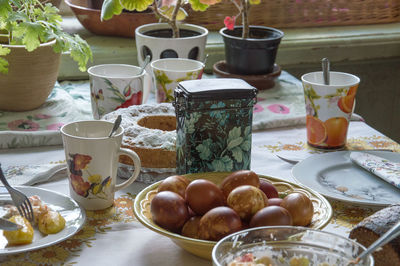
[220,26,284,75]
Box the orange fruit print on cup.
[302,72,360,150]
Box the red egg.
[199,206,242,241]
[259,179,279,199]
[249,206,293,228]
[281,192,314,226]
[151,191,189,233]
[181,216,201,239]
[185,179,225,215]
[220,170,260,198]
[157,175,190,198]
[267,198,283,206]
[227,185,267,221]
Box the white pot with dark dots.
[135,23,208,71]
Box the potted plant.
[101,0,210,66]
[0,0,92,111]
[205,0,284,75]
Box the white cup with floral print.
[88,64,151,119]
[61,120,141,210]
[150,58,204,103]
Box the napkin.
[350,152,400,189]
[3,163,67,186]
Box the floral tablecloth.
[0,72,399,265]
[0,121,399,265]
[0,72,307,149]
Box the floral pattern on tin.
[176,98,255,174]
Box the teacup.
[301,71,360,150]
[88,64,151,119]
[150,58,204,103]
[60,120,141,210]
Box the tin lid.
[176,78,257,100]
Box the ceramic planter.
[0,40,61,111]
[135,23,208,68]
[220,26,284,75]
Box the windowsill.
[59,16,400,80]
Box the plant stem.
[151,0,181,38]
[170,0,183,38]
[240,0,249,38]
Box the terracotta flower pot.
[0,40,60,111]
[220,26,284,75]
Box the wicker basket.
[184,0,400,30]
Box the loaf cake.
[349,204,400,266]
[102,103,176,169]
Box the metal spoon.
[139,55,151,75]
[349,220,400,265]
[108,115,122,138]
[322,58,330,85]
[203,54,209,65]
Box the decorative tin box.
[174,79,258,174]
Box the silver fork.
[0,164,34,222]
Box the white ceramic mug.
[61,120,141,210]
[150,58,204,103]
[88,64,151,119]
[301,71,360,149]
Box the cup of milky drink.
[301,71,360,150]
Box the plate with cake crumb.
[292,150,400,207]
[0,186,86,255]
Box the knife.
[0,217,21,231]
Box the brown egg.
[281,192,314,226]
[220,170,260,198]
[249,206,293,228]
[157,175,190,198]
[185,179,225,215]
[181,216,201,239]
[259,179,279,199]
[199,206,242,241]
[227,185,267,221]
[267,198,283,206]
[150,191,189,233]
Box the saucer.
[213,60,281,90]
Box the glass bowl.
[212,226,374,266]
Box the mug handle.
[115,148,141,191]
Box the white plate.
[292,151,400,207]
[0,186,86,255]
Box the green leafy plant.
[0,0,92,74]
[101,0,210,38]
[201,0,260,38]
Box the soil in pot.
[144,28,201,38]
[220,26,284,75]
[142,29,202,60]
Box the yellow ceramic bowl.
[133,172,333,260]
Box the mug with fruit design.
[301,71,360,149]
[88,64,151,119]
